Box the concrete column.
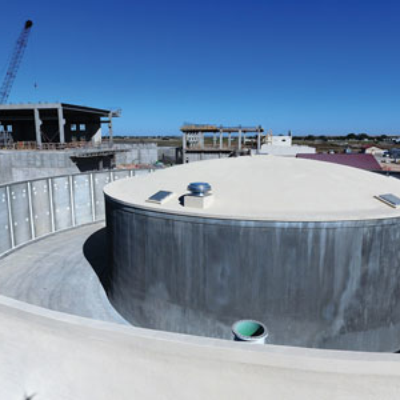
[213,133,216,148]
[182,132,186,163]
[238,129,242,151]
[57,106,65,144]
[182,132,187,150]
[34,108,42,148]
[108,112,113,147]
[228,133,232,148]
[257,129,261,152]
[219,129,223,149]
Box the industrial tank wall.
[105,200,400,352]
[0,169,152,256]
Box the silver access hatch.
[146,190,175,205]
[375,193,400,208]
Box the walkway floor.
[0,223,127,325]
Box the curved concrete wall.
[2,294,400,400]
[0,169,152,257]
[105,199,400,352]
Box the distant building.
[297,153,382,171]
[363,146,385,156]
[257,131,316,156]
[0,103,120,147]
[264,132,292,146]
[180,124,263,163]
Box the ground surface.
[0,223,127,324]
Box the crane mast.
[0,20,34,104]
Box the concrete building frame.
[0,103,120,147]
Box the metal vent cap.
[187,182,212,197]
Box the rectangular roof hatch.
[146,190,175,205]
[375,194,400,208]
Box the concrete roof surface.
[104,156,400,221]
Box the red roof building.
[296,153,382,171]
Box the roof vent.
[184,182,213,209]
[187,182,212,197]
[375,194,400,209]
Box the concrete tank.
[104,156,400,351]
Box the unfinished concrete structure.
[0,103,159,184]
[0,102,119,147]
[180,124,264,163]
[105,156,400,351]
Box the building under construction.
[0,102,119,148]
[180,124,264,163]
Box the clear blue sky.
[1,0,399,136]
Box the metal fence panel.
[51,176,73,231]
[73,174,93,225]
[134,169,152,177]
[0,187,12,253]
[31,179,52,238]
[93,172,111,221]
[9,182,32,246]
[111,170,131,181]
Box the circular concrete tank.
[104,156,400,351]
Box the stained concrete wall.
[105,200,400,352]
[114,143,158,166]
[0,144,158,184]
[0,169,152,256]
[0,150,79,184]
[184,151,231,163]
[158,146,179,164]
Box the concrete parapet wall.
[0,294,400,399]
[0,169,152,256]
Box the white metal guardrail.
[0,168,153,256]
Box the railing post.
[6,186,15,248]
[27,181,36,240]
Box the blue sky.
[1,0,399,136]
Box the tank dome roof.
[104,156,400,222]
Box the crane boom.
[0,20,34,104]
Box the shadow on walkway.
[83,227,110,291]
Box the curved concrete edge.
[104,192,400,228]
[103,156,400,222]
[1,294,400,399]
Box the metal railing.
[0,168,153,256]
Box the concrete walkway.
[0,223,127,324]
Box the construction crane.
[0,20,34,104]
